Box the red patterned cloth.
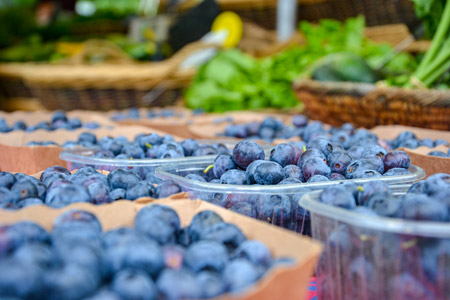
[307,277,318,300]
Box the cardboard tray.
[0,197,322,300]
[0,125,182,174]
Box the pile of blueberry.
[29,132,231,160]
[318,173,450,221]
[190,139,413,186]
[222,115,450,157]
[314,175,450,299]
[111,107,205,121]
[0,165,182,210]
[0,111,101,133]
[0,207,293,300]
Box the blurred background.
[0,0,446,116]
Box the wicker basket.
[173,0,417,29]
[0,63,34,99]
[294,80,450,130]
[20,41,212,111]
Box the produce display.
[0,112,101,132]
[0,207,294,299]
[302,174,450,299]
[0,165,182,209]
[223,116,450,157]
[185,17,418,112]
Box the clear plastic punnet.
[155,160,425,233]
[300,188,450,300]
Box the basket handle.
[64,39,134,65]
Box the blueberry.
[196,271,226,299]
[225,124,247,138]
[0,222,49,255]
[156,269,202,300]
[193,145,217,156]
[254,161,284,185]
[232,240,272,267]
[352,170,382,179]
[53,209,102,233]
[292,115,308,127]
[44,263,99,300]
[270,143,299,167]
[282,165,304,182]
[223,259,261,294]
[45,184,91,208]
[364,155,385,173]
[213,153,236,178]
[0,172,16,189]
[13,242,55,269]
[188,210,224,243]
[185,174,207,182]
[110,269,157,300]
[137,133,162,150]
[0,187,15,208]
[181,139,199,156]
[407,181,428,194]
[383,151,411,171]
[43,173,69,188]
[302,121,325,142]
[78,132,97,144]
[108,169,141,190]
[245,160,265,184]
[87,182,111,204]
[357,181,391,206]
[302,157,331,181]
[255,194,292,227]
[12,120,27,131]
[330,173,346,181]
[297,149,326,169]
[122,144,145,159]
[400,194,449,222]
[365,193,401,217]
[233,140,265,170]
[185,241,228,273]
[134,205,180,244]
[198,222,246,253]
[420,138,435,148]
[345,158,378,179]
[428,150,447,157]
[327,151,352,175]
[228,202,254,217]
[383,167,411,176]
[155,180,182,199]
[425,173,450,196]
[102,227,144,249]
[331,131,351,149]
[307,137,337,157]
[125,182,155,200]
[0,258,42,298]
[17,197,44,208]
[278,178,303,184]
[104,239,164,279]
[307,175,330,182]
[220,169,247,185]
[109,188,126,201]
[434,139,449,147]
[319,186,356,209]
[213,143,229,155]
[245,121,260,136]
[0,118,10,132]
[11,180,38,202]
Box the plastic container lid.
[155,160,426,195]
[300,188,450,239]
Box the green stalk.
[416,39,450,81]
[423,59,450,86]
[414,0,450,77]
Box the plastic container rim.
[300,190,450,238]
[59,139,273,167]
[155,160,426,194]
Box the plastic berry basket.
[299,189,450,300]
[155,160,425,234]
[59,140,273,178]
